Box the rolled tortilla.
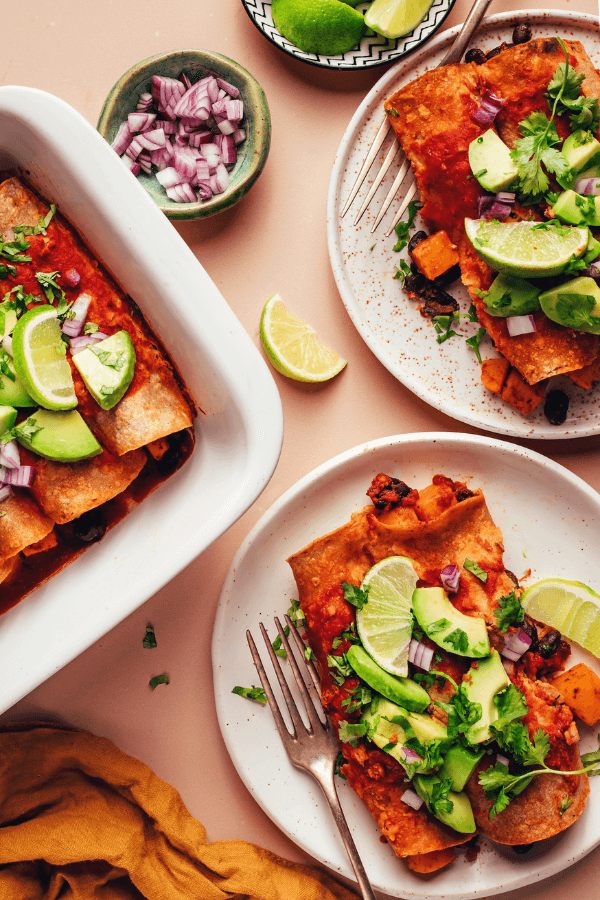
[0,493,54,560]
[0,177,194,454]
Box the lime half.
[12,305,77,410]
[271,0,365,56]
[464,218,588,278]
[365,0,434,39]
[259,294,346,383]
[356,556,418,677]
[521,577,600,658]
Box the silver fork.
[247,615,377,900]
[341,0,493,236]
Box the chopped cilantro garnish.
[149,673,169,690]
[142,624,157,648]
[272,625,290,658]
[464,559,488,582]
[84,322,100,335]
[426,617,451,635]
[0,350,16,383]
[334,751,347,779]
[433,313,460,344]
[13,205,56,237]
[338,720,368,746]
[559,797,574,815]
[287,598,305,626]
[465,327,487,364]
[444,628,469,654]
[232,684,266,703]
[547,62,600,132]
[341,581,369,610]
[91,347,126,370]
[394,259,412,284]
[494,591,524,632]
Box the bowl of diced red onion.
[97,49,271,219]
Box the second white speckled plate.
[328,11,600,439]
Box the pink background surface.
[2,1,600,897]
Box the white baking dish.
[0,85,283,713]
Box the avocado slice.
[0,301,17,338]
[468,130,519,194]
[72,330,135,410]
[371,697,451,747]
[360,702,432,774]
[552,189,600,227]
[0,405,17,435]
[538,276,600,334]
[483,273,540,318]
[0,358,36,407]
[461,650,510,744]
[413,774,476,833]
[562,132,600,174]
[412,587,490,658]
[15,408,103,462]
[346,645,430,712]
[437,744,484,792]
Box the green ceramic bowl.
[97,49,271,220]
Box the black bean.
[538,629,562,659]
[407,230,428,258]
[544,390,569,426]
[155,429,190,474]
[465,48,487,65]
[513,24,532,44]
[73,508,106,543]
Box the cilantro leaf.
[444,628,469,654]
[493,685,528,732]
[394,259,412,284]
[426,618,451,635]
[272,625,290,658]
[149,673,169,690]
[0,350,16,383]
[232,684,266,703]
[494,591,525,632]
[334,751,347,779]
[465,327,487,364]
[464,559,488,582]
[547,62,600,132]
[142,624,157,648]
[84,321,100,335]
[559,796,573,815]
[341,581,369,610]
[431,779,454,816]
[287,598,305,626]
[338,720,368,746]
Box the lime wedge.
[271,0,365,56]
[521,577,600,658]
[365,0,434,39]
[356,556,418,677]
[464,218,588,278]
[12,305,77,410]
[259,294,346,383]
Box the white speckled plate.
[328,11,600,439]
[213,432,600,899]
[240,0,456,70]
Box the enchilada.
[0,175,195,610]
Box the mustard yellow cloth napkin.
[0,722,358,900]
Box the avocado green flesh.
[552,190,600,227]
[361,697,451,774]
[437,744,484,792]
[0,302,17,338]
[15,409,103,462]
[538,276,600,334]
[468,130,518,194]
[346,645,430,712]
[462,650,510,744]
[412,587,490,658]
[72,330,135,411]
[0,362,36,407]
[584,232,600,265]
[562,132,600,174]
[0,405,17,435]
[413,775,476,833]
[483,273,540,317]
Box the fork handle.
[438,0,494,67]
[317,773,377,900]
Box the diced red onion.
[137,128,166,152]
[472,89,506,127]
[211,164,230,195]
[173,144,197,179]
[166,183,197,203]
[233,128,246,145]
[211,99,228,117]
[506,315,536,337]
[221,135,236,165]
[126,137,143,160]
[69,332,109,355]
[583,263,600,278]
[196,181,213,201]
[179,71,192,91]
[216,77,240,99]
[398,746,423,764]
[217,118,236,135]
[3,465,33,487]
[195,159,210,180]
[127,112,157,133]
[0,484,12,502]
[155,166,187,189]
[138,152,153,175]
[226,99,243,122]
[500,628,532,662]
[440,563,460,593]
[111,121,132,156]
[217,88,227,100]
[61,292,92,338]
[496,191,515,203]
[478,194,512,219]
[401,789,424,811]
[574,177,600,196]
[0,440,20,470]
[408,638,434,671]
[2,335,13,357]
[120,156,140,176]
[151,74,186,120]
[64,268,80,286]
[496,754,509,768]
[136,92,153,112]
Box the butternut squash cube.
[550,663,600,727]
[481,357,510,394]
[411,231,459,281]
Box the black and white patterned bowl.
[240,0,456,70]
